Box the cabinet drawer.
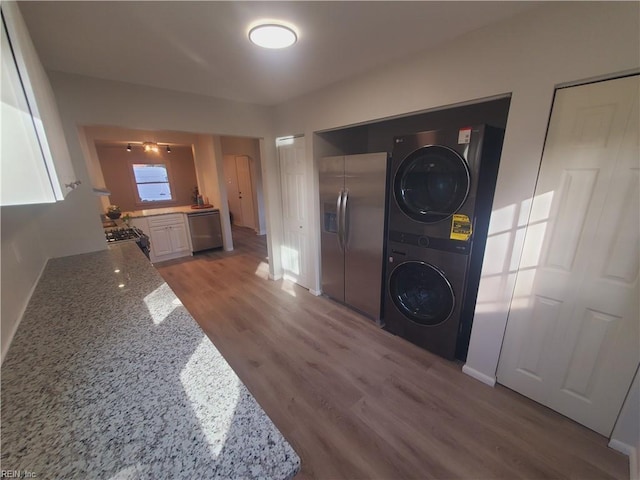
[148,213,184,227]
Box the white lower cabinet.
[149,225,173,257]
[129,213,191,263]
[146,214,191,263]
[168,222,190,252]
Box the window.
[132,163,173,202]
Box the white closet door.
[278,136,310,289]
[497,75,639,436]
[236,155,256,230]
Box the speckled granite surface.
[1,243,299,479]
[123,206,219,218]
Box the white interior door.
[277,136,309,289]
[236,155,256,230]
[497,75,639,436]
[223,154,243,226]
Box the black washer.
[389,261,455,326]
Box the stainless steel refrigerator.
[319,152,388,323]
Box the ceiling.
[19,1,540,106]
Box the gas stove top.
[105,227,144,243]
[105,226,151,259]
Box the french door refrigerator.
[319,152,388,323]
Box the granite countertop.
[1,243,299,479]
[124,206,219,218]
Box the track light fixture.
[143,142,159,153]
[123,141,174,153]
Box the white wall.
[273,0,639,380]
[47,71,282,274]
[2,71,285,360]
[202,134,234,251]
[4,0,637,448]
[271,0,639,444]
[0,205,51,361]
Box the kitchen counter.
[124,205,219,218]
[1,243,300,479]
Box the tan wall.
[220,136,260,161]
[97,144,198,212]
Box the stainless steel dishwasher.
[187,210,223,252]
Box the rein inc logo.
[1,471,37,478]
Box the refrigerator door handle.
[341,189,349,251]
[336,190,344,252]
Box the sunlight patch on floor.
[254,261,269,279]
[280,279,297,298]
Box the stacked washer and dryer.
[383,125,504,360]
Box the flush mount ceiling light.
[248,22,297,49]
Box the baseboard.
[151,250,193,264]
[308,288,321,296]
[462,364,496,387]
[608,439,638,480]
[269,273,283,281]
[1,257,49,365]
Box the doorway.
[224,154,257,231]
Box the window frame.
[128,158,178,208]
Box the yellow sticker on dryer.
[450,214,472,241]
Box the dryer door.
[389,261,455,326]
[394,145,470,224]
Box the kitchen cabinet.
[146,214,191,263]
[1,2,78,206]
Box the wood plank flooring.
[156,226,628,480]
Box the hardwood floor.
[156,226,628,480]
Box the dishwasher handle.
[187,210,219,217]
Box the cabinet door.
[1,3,76,204]
[1,15,55,205]
[149,226,172,257]
[169,222,190,252]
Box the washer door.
[394,145,470,224]
[389,261,455,326]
